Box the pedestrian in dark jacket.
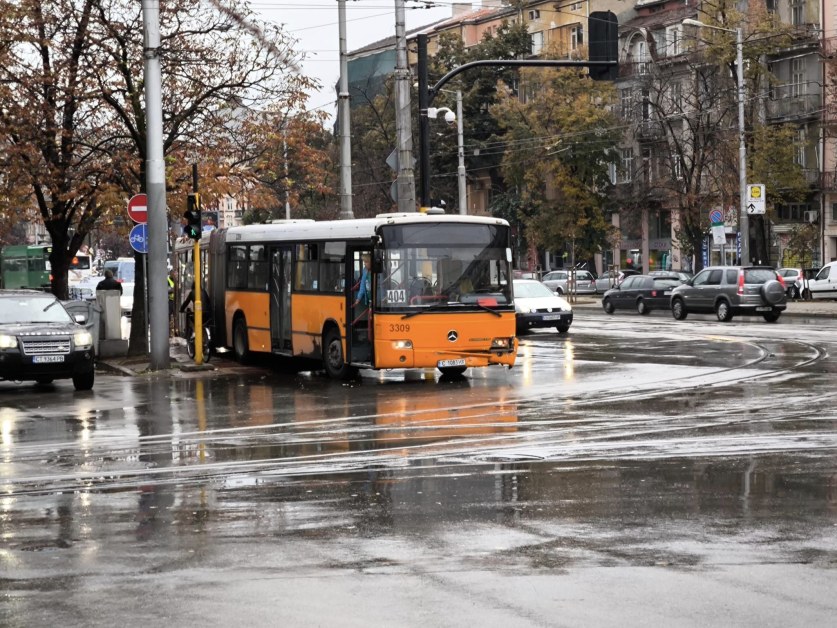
[96,269,122,294]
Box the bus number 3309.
[389,323,410,333]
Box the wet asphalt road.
[1,311,836,627]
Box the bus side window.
[294,243,319,291]
[320,242,345,293]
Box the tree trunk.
[127,251,148,356]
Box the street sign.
[127,193,148,223]
[129,223,148,253]
[746,184,766,215]
[709,209,723,225]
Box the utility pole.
[141,0,170,369]
[456,89,466,215]
[394,0,416,212]
[337,0,354,218]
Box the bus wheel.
[324,328,356,380]
[233,317,251,364]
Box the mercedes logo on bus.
[447,330,458,342]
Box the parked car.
[541,269,597,295]
[669,266,786,322]
[649,269,692,283]
[0,289,95,390]
[777,267,805,299]
[804,262,837,300]
[601,275,682,315]
[594,269,640,293]
[513,279,573,334]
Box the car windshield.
[513,281,554,298]
[744,269,777,284]
[0,295,73,324]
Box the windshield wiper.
[42,300,60,313]
[401,301,501,319]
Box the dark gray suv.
[670,266,786,322]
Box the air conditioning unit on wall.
[804,210,819,223]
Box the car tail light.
[651,290,657,297]
[737,271,745,295]
[776,273,786,288]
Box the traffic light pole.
[191,165,204,365]
[416,38,617,210]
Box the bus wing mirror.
[372,250,384,273]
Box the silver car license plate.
[33,355,65,363]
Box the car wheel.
[671,298,688,320]
[802,288,812,301]
[72,371,94,391]
[35,377,54,385]
[763,311,781,323]
[556,287,564,296]
[602,297,615,314]
[760,280,785,305]
[556,324,570,333]
[323,327,357,380]
[716,300,733,322]
[233,316,251,364]
[636,299,649,315]
[790,285,800,300]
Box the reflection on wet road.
[1,316,835,626]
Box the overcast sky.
[252,0,458,119]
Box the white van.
[103,257,136,315]
[806,261,837,300]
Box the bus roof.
[220,213,510,245]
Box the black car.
[602,275,682,315]
[0,290,95,390]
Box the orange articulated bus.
[175,213,518,378]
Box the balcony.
[766,94,822,121]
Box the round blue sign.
[129,223,148,254]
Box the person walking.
[96,269,122,294]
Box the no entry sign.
[127,193,148,224]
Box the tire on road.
[715,299,734,322]
[233,316,251,364]
[323,327,357,380]
[671,298,688,320]
[636,298,649,315]
[763,311,781,323]
[602,297,615,314]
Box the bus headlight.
[0,334,17,349]
[391,340,413,350]
[491,337,511,349]
[74,330,93,349]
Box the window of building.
[778,203,810,221]
[670,81,683,113]
[672,154,682,180]
[642,147,654,184]
[791,0,805,25]
[620,88,633,119]
[832,202,837,222]
[791,58,805,98]
[530,31,544,55]
[795,127,806,167]
[641,88,650,120]
[571,25,583,50]
[621,147,634,183]
[765,0,777,12]
[570,2,583,10]
[666,25,682,56]
[528,9,540,20]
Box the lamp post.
[682,18,749,266]
[428,90,467,214]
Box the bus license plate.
[33,355,64,364]
[438,359,466,368]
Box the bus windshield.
[376,222,512,310]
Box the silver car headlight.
[74,330,93,349]
[0,334,18,349]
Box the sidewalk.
[568,294,837,318]
[97,337,219,377]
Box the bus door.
[269,246,292,353]
[347,247,372,364]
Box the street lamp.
[682,18,749,266]
[428,90,467,215]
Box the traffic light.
[184,193,201,240]
[588,11,618,81]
